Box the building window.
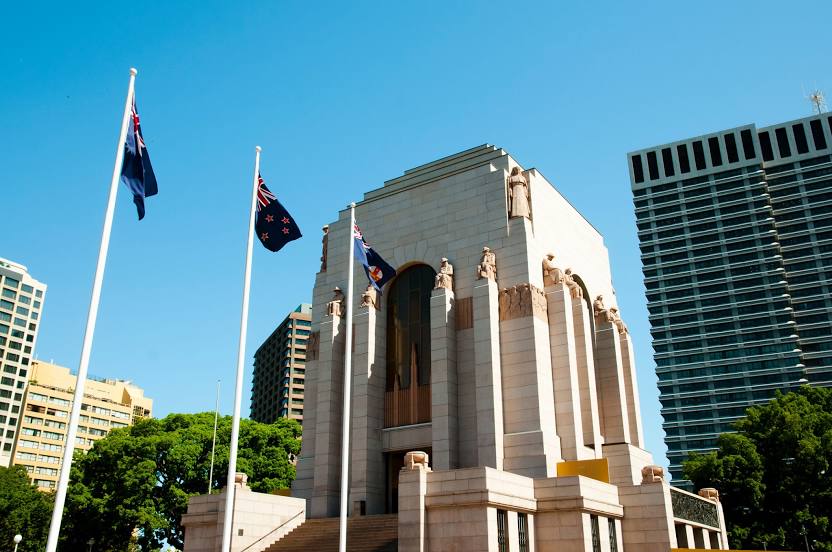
[692,141,707,170]
[590,515,601,552]
[676,144,691,173]
[608,518,618,551]
[518,513,529,552]
[661,148,675,177]
[810,119,827,150]
[759,131,774,161]
[775,127,791,157]
[384,264,434,427]
[708,137,722,166]
[647,151,659,180]
[724,133,739,163]
[496,509,508,552]
[631,155,645,183]
[793,123,809,154]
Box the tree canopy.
[61,412,301,551]
[684,386,832,551]
[0,465,54,552]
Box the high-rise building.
[12,360,152,490]
[628,112,832,483]
[250,304,311,424]
[0,258,46,468]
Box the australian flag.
[120,96,158,220]
[353,223,396,291]
[255,174,302,252]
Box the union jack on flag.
[353,222,396,291]
[254,173,302,253]
[120,95,158,220]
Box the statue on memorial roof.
[361,283,378,310]
[327,287,345,317]
[507,167,531,219]
[477,246,497,281]
[320,225,329,272]
[434,258,454,291]
[564,268,583,299]
[542,253,564,286]
[593,295,613,322]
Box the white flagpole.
[221,145,261,552]
[338,202,356,552]
[45,67,138,552]
[208,379,220,494]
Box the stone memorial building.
[288,145,728,551]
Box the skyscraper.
[250,304,311,424]
[629,112,832,482]
[12,360,152,490]
[0,257,47,468]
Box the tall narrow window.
[775,127,791,157]
[708,137,723,166]
[631,155,645,183]
[741,129,757,159]
[724,133,739,163]
[677,144,691,173]
[647,151,660,180]
[759,131,774,161]
[692,141,707,170]
[661,148,675,177]
[497,509,508,552]
[793,124,809,154]
[810,119,827,150]
[590,515,601,552]
[608,518,619,551]
[385,264,435,427]
[518,513,529,552]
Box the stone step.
[264,515,398,552]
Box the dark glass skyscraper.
[629,113,832,483]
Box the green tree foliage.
[684,386,832,551]
[0,465,54,552]
[61,413,301,551]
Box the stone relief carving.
[477,246,497,281]
[434,258,454,291]
[609,307,629,335]
[670,488,720,528]
[593,295,614,322]
[360,283,378,310]
[319,225,329,272]
[327,287,345,317]
[306,331,320,360]
[542,253,564,286]
[507,167,531,219]
[499,283,547,321]
[564,268,583,299]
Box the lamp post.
[13,534,22,552]
[87,537,95,552]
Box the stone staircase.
[263,514,398,552]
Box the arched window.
[384,264,434,427]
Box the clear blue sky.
[2,1,830,470]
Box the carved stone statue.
[360,283,378,310]
[519,283,532,317]
[508,286,521,319]
[434,258,454,290]
[319,225,329,272]
[564,268,583,299]
[542,253,564,286]
[698,488,720,502]
[327,287,345,317]
[498,288,510,319]
[507,167,530,219]
[477,246,497,281]
[609,307,628,335]
[593,295,613,322]
[402,450,431,472]
[641,464,665,484]
[306,331,320,360]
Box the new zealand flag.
[120,96,158,220]
[255,174,302,252]
[353,223,396,291]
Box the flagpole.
[338,202,356,552]
[44,67,138,552]
[208,379,220,494]
[221,145,261,552]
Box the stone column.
[618,476,677,552]
[473,279,504,470]
[293,332,318,502]
[350,304,386,515]
[593,319,631,445]
[311,313,344,518]
[500,288,561,478]
[398,460,429,552]
[430,287,457,470]
[545,283,590,461]
[618,331,644,448]
[572,301,603,455]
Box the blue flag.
[120,97,158,220]
[353,223,396,291]
[255,174,302,252]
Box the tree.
[61,413,301,551]
[0,465,54,552]
[685,386,832,551]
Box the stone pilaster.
[572,301,603,456]
[618,331,644,448]
[430,287,457,471]
[311,314,344,518]
[473,279,504,470]
[593,320,631,446]
[618,479,678,552]
[545,283,592,461]
[398,465,429,552]
[350,304,386,515]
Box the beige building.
[0,257,47,468]
[250,304,311,424]
[12,360,152,490]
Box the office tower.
[12,360,152,490]
[250,304,311,424]
[629,113,832,483]
[0,258,47,468]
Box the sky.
[1,1,830,472]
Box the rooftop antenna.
[808,89,826,114]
